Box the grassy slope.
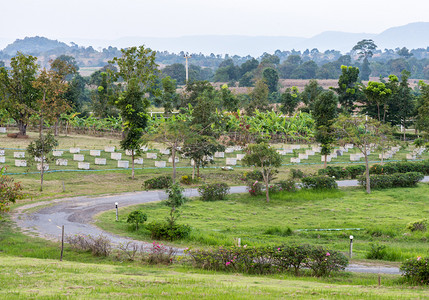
[96,186,429,260]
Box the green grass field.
[96,186,429,262]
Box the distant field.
[79,66,102,77]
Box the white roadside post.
[349,235,354,258]
[115,202,119,221]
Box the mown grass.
[3,255,429,299]
[96,185,429,261]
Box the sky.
[1,0,429,44]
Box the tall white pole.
[184,53,191,83]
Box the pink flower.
[417,256,421,261]
[278,248,281,251]
[226,262,231,266]
[326,252,331,256]
[253,181,258,186]
[243,245,247,248]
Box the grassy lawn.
[96,185,429,261]
[2,216,428,299]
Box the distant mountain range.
[2,22,429,57]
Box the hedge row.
[318,165,366,179]
[187,244,348,277]
[370,161,429,175]
[358,172,424,189]
[301,176,338,190]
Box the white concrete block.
[140,146,148,152]
[34,156,46,162]
[305,150,315,156]
[0,156,5,163]
[214,152,225,158]
[15,160,27,167]
[117,160,129,168]
[290,157,301,163]
[312,146,322,153]
[226,158,237,166]
[95,158,106,165]
[111,152,122,160]
[160,149,170,155]
[236,154,245,160]
[56,159,68,166]
[14,152,25,158]
[155,161,166,168]
[0,127,6,133]
[147,153,157,159]
[321,155,332,162]
[69,147,80,154]
[168,157,179,163]
[225,147,234,153]
[52,151,63,157]
[134,158,143,165]
[125,149,137,156]
[0,150,4,156]
[298,153,308,159]
[78,162,90,170]
[90,150,101,156]
[37,163,49,171]
[290,145,301,150]
[406,154,416,160]
[350,154,361,161]
[73,154,84,161]
[104,146,115,152]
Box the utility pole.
[184,52,191,83]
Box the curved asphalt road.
[15,177,425,275]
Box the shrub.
[306,247,349,277]
[66,234,112,257]
[290,169,306,179]
[187,244,348,277]
[370,161,429,175]
[318,166,348,179]
[181,175,192,185]
[241,170,263,182]
[198,183,230,201]
[143,175,172,189]
[407,219,427,232]
[366,242,388,260]
[146,221,191,241]
[277,179,297,192]
[345,165,366,179]
[142,241,177,265]
[247,180,264,196]
[301,176,338,190]
[127,210,148,230]
[400,257,429,285]
[358,172,424,189]
[118,241,139,261]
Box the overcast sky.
[1,0,428,41]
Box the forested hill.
[2,36,70,56]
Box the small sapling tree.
[27,132,58,191]
[164,183,188,226]
[127,210,147,230]
[243,143,282,202]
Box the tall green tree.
[363,81,392,123]
[243,143,282,203]
[154,76,179,116]
[0,53,39,136]
[301,79,323,112]
[352,39,377,80]
[91,72,117,118]
[246,79,270,115]
[313,91,338,168]
[109,46,159,179]
[262,68,279,94]
[280,87,300,116]
[332,66,362,114]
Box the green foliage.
[346,165,366,179]
[332,66,362,113]
[277,179,297,193]
[290,168,306,179]
[318,166,348,179]
[400,257,429,285]
[126,210,147,230]
[280,87,300,115]
[262,67,279,94]
[301,176,338,190]
[370,161,429,175]
[26,132,58,161]
[365,243,399,261]
[198,183,230,202]
[146,221,191,241]
[264,226,293,237]
[143,175,172,190]
[0,167,23,213]
[406,219,427,232]
[187,244,348,277]
[246,79,270,115]
[164,183,188,227]
[358,172,424,189]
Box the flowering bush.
[187,244,348,277]
[248,180,263,196]
[400,256,429,285]
[198,183,230,201]
[143,241,177,265]
[277,179,297,192]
